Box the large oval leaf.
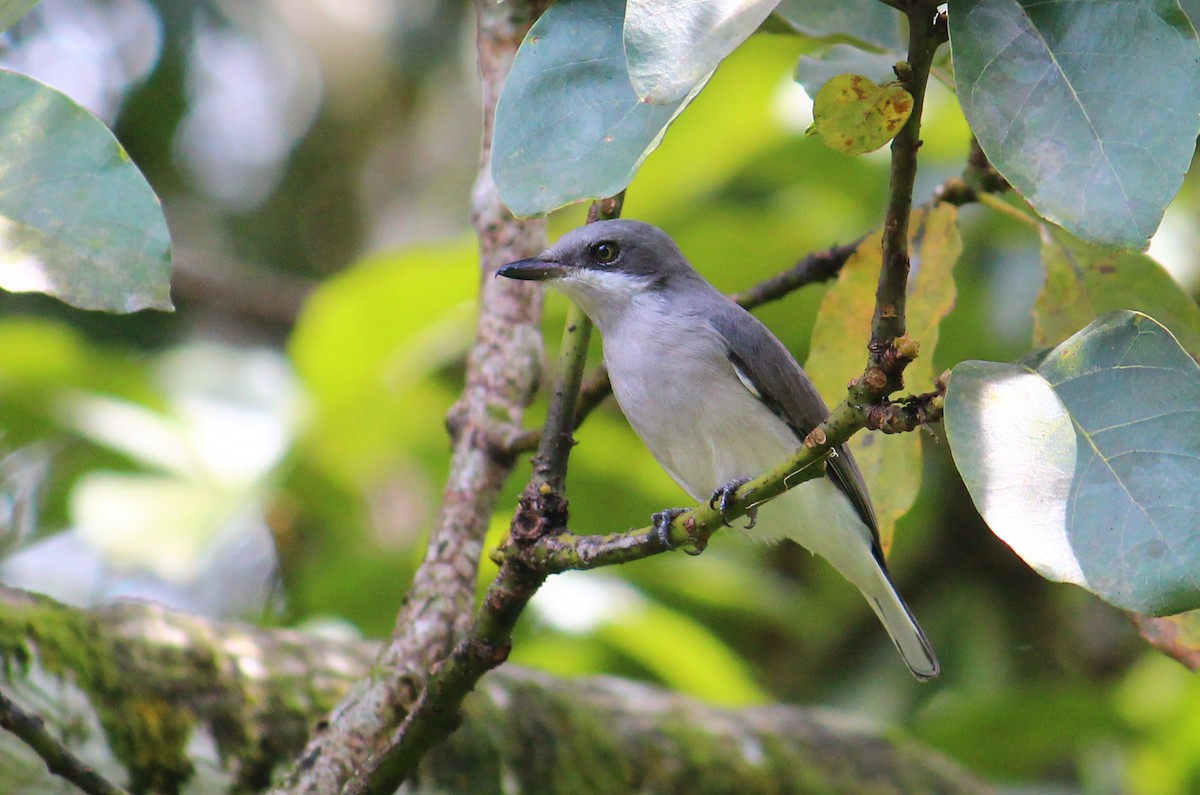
[949,0,1200,249]
[0,70,172,312]
[945,311,1200,615]
[493,0,708,217]
[774,0,904,51]
[624,0,777,105]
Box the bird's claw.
[652,507,705,555]
[708,477,756,529]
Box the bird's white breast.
[600,297,798,501]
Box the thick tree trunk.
[0,587,989,794]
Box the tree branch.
[0,587,986,793]
[851,3,948,406]
[348,191,626,792]
[0,686,131,795]
[270,1,552,791]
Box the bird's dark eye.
[589,241,620,265]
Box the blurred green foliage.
[0,3,1198,793]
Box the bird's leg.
[652,507,705,555]
[708,476,757,529]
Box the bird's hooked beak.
[496,256,567,281]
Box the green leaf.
[1035,226,1200,356]
[806,74,912,154]
[492,0,708,217]
[945,311,1200,615]
[0,70,172,312]
[774,0,904,51]
[288,239,477,485]
[949,0,1200,249]
[808,205,961,551]
[0,1,39,32]
[623,0,777,105]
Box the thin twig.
[0,687,131,795]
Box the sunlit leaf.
[0,70,172,312]
[806,74,912,154]
[624,0,777,105]
[945,311,1200,615]
[1131,612,1200,671]
[949,0,1200,249]
[493,0,708,217]
[808,205,961,551]
[1035,226,1200,356]
[774,0,904,51]
[0,1,39,32]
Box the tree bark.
[269,1,551,790]
[0,587,990,794]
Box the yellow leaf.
[808,73,913,155]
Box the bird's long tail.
[859,560,939,680]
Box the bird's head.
[497,219,700,324]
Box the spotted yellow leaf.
[806,73,912,154]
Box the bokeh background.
[1,2,1199,792]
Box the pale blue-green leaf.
[794,44,901,96]
[0,70,172,312]
[774,0,904,50]
[624,0,778,104]
[0,1,39,32]
[493,0,707,217]
[945,311,1200,616]
[949,0,1200,249]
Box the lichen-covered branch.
[269,1,552,791]
[0,587,987,794]
[346,192,626,793]
[0,586,374,793]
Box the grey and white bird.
[498,219,938,680]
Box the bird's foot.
[708,477,757,529]
[652,507,705,555]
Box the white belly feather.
[601,301,877,584]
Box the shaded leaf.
[493,0,708,217]
[945,311,1200,615]
[806,74,912,154]
[0,1,38,32]
[794,45,901,96]
[774,0,904,51]
[808,205,961,551]
[624,0,777,105]
[949,0,1200,249]
[1130,612,1200,671]
[0,70,172,312]
[1035,226,1200,356]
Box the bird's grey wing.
[710,303,881,540]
